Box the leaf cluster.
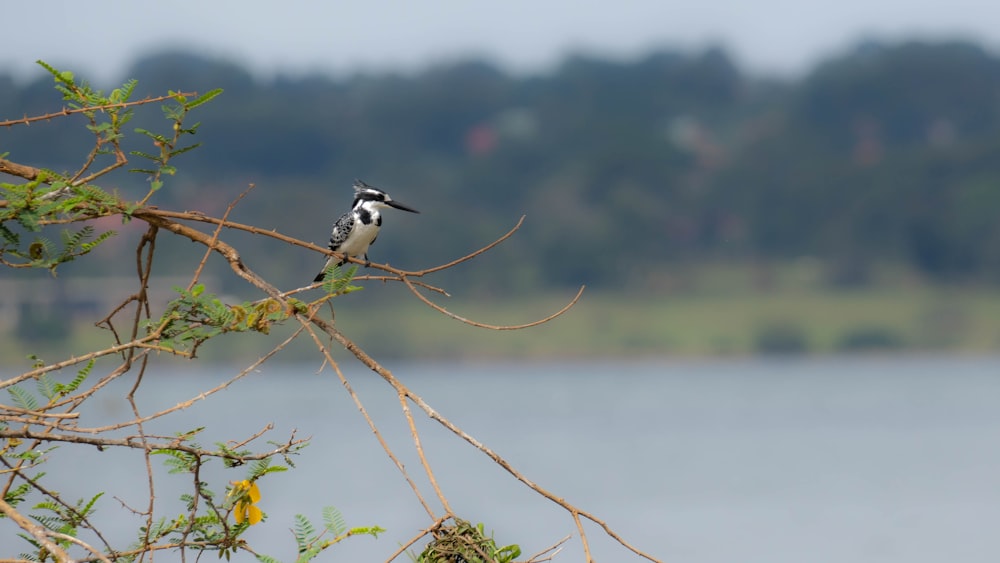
[416,519,521,563]
[0,62,221,278]
[38,60,137,148]
[0,179,120,273]
[143,443,302,561]
[131,88,222,197]
[151,283,308,355]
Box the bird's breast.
[339,221,380,257]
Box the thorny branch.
[0,92,196,128]
[0,93,661,563]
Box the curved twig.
[402,276,585,330]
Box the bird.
[313,180,419,283]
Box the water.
[4,356,1000,562]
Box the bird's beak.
[387,199,420,213]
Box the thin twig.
[402,276,585,330]
[74,325,308,433]
[398,391,453,514]
[300,322,438,520]
[525,534,572,563]
[188,184,254,291]
[381,516,447,563]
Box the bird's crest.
[352,179,388,203]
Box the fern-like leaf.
[151,449,198,474]
[78,491,104,518]
[54,359,93,396]
[78,229,116,254]
[0,223,20,246]
[295,545,323,563]
[8,385,39,411]
[292,514,316,551]
[5,482,32,507]
[36,373,58,402]
[185,88,224,109]
[322,264,359,294]
[322,506,346,536]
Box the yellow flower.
[230,479,263,526]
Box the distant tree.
[6,40,1000,288]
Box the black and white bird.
[313,180,419,282]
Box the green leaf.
[321,264,359,294]
[36,373,58,401]
[4,482,32,508]
[322,506,346,536]
[292,514,315,550]
[185,88,224,109]
[349,525,385,539]
[495,543,522,562]
[129,150,160,161]
[169,143,202,157]
[134,128,168,144]
[79,491,104,518]
[7,385,39,411]
[151,449,199,474]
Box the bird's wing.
[328,211,355,251]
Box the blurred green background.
[3,39,1000,359]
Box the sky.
[2,0,999,85]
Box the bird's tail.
[313,257,332,283]
[313,258,348,283]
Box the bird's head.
[352,180,420,213]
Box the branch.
[0,429,303,461]
[0,157,42,181]
[0,336,161,391]
[0,93,196,128]
[0,498,73,562]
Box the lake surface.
[4,355,1000,562]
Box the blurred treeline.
[3,39,1000,294]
